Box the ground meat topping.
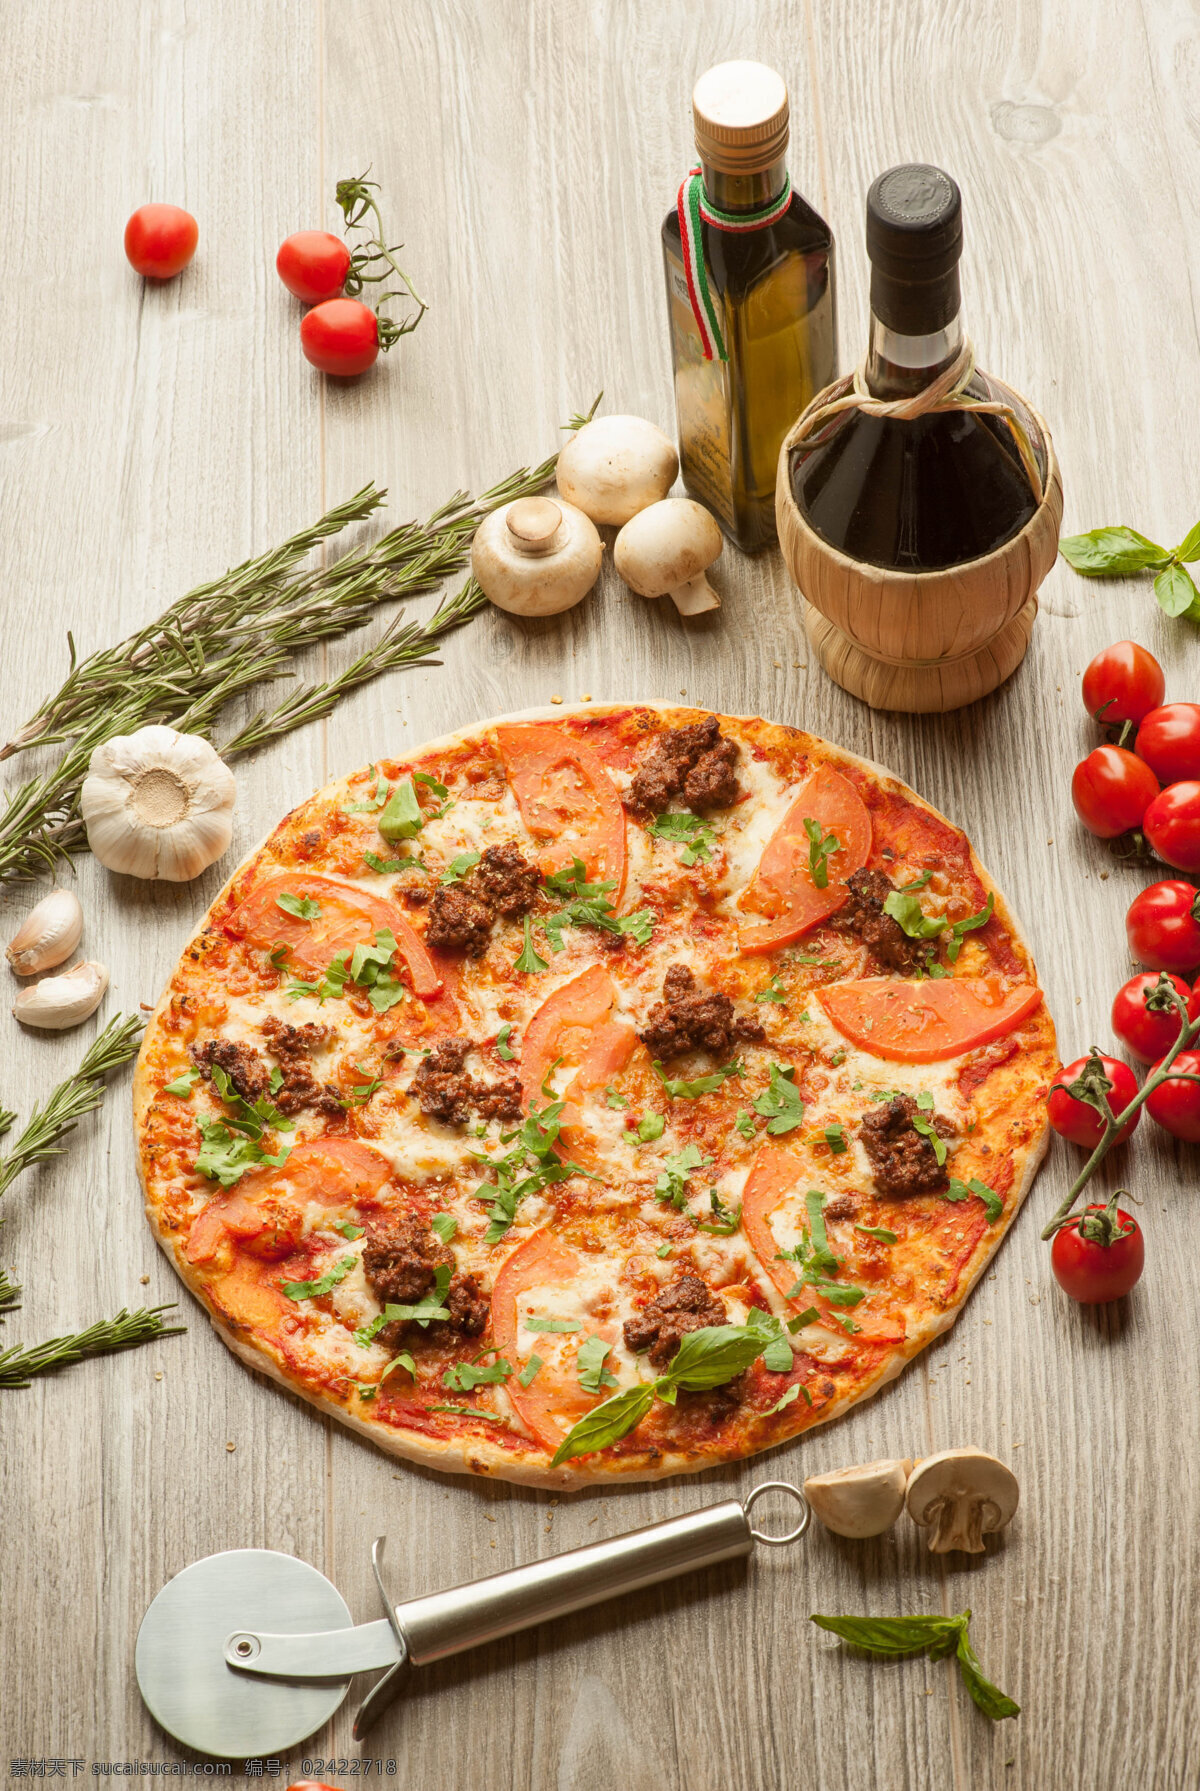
[469,842,541,917]
[623,1274,727,1370]
[191,1038,272,1105]
[627,714,743,818]
[409,1037,522,1127]
[638,965,764,1059]
[260,1017,344,1120]
[362,1215,487,1346]
[425,884,494,955]
[836,868,934,973]
[859,1095,954,1197]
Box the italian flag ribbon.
[676,165,793,363]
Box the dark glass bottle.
[662,62,836,553]
[790,164,1046,571]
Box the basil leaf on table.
[1058,526,1171,575]
[1154,562,1200,619]
[811,1609,1019,1721]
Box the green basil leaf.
[1058,526,1170,575]
[911,1114,947,1166]
[282,1254,358,1301]
[164,1067,200,1097]
[653,1058,743,1100]
[824,1122,847,1154]
[363,850,425,875]
[378,779,424,840]
[576,1333,618,1394]
[945,892,995,963]
[803,816,840,889]
[1155,561,1200,618]
[946,1176,1003,1223]
[1176,520,1200,563]
[653,1142,712,1207]
[515,915,549,974]
[443,1355,513,1392]
[662,1323,767,1390]
[646,811,718,865]
[955,1622,1021,1720]
[636,1113,665,1144]
[746,1308,794,1373]
[883,890,946,941]
[495,1023,517,1061]
[605,1084,630,1109]
[276,892,322,920]
[524,1315,581,1333]
[518,1354,543,1387]
[753,1063,805,1135]
[427,1403,507,1423]
[430,1213,458,1245]
[735,1109,756,1139]
[769,1384,800,1415]
[440,851,481,884]
[811,1612,959,1657]
[551,1381,658,1466]
[754,975,787,1005]
[787,1305,820,1331]
[330,1220,366,1240]
[855,1224,897,1244]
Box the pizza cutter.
[135,1481,808,1759]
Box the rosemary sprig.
[0,1304,183,1389]
[0,1266,21,1317]
[0,407,600,887]
[0,1013,143,1201]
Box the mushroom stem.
[668,573,721,616]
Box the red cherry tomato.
[1145,1048,1200,1140]
[299,298,379,375]
[1142,781,1200,872]
[1111,971,1199,1062]
[123,204,198,279]
[1047,1055,1140,1148]
[1070,746,1159,838]
[276,231,352,305]
[1134,703,1200,785]
[1051,1207,1144,1303]
[1126,879,1200,972]
[1080,640,1165,725]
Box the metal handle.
[391,1496,754,1667]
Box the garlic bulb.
[13,960,108,1029]
[80,726,236,881]
[6,888,84,975]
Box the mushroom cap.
[804,1457,913,1539]
[905,1448,1020,1554]
[613,498,723,599]
[471,497,603,617]
[556,415,679,526]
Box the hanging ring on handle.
[743,1481,811,1547]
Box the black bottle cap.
[866,164,962,334]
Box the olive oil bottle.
[789,164,1048,570]
[662,61,836,553]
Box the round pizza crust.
[135,702,1056,1488]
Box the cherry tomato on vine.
[1135,703,1200,785]
[123,204,198,279]
[1126,879,1200,972]
[1051,1206,1144,1304]
[1111,971,1199,1063]
[1142,781,1200,872]
[1144,1049,1200,1141]
[1080,640,1165,727]
[276,231,352,305]
[299,298,379,375]
[1070,746,1159,838]
[1047,1055,1140,1148]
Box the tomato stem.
[335,171,428,345]
[1041,980,1200,1240]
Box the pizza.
[134,703,1056,1487]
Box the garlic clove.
[6,888,84,976]
[80,725,237,882]
[13,960,109,1029]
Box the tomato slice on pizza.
[819,976,1043,1062]
[495,724,627,898]
[740,1144,906,1343]
[520,964,636,1160]
[185,1140,393,1264]
[491,1227,621,1451]
[225,870,442,997]
[739,766,872,952]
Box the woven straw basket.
[774,410,1062,714]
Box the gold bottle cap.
[692,61,789,174]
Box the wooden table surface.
[3,3,1199,1786]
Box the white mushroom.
[556,415,679,526]
[80,726,236,882]
[6,888,84,976]
[905,1448,1020,1554]
[471,496,603,617]
[13,960,109,1030]
[804,1458,914,1538]
[614,499,723,615]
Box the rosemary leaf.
[0,1266,21,1320]
[0,1304,184,1389]
[0,410,598,888]
[0,1013,143,1200]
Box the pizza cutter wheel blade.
[135,1481,808,1759]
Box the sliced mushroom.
[905,1448,1019,1554]
[556,415,679,526]
[804,1457,914,1538]
[614,498,723,615]
[471,496,603,617]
